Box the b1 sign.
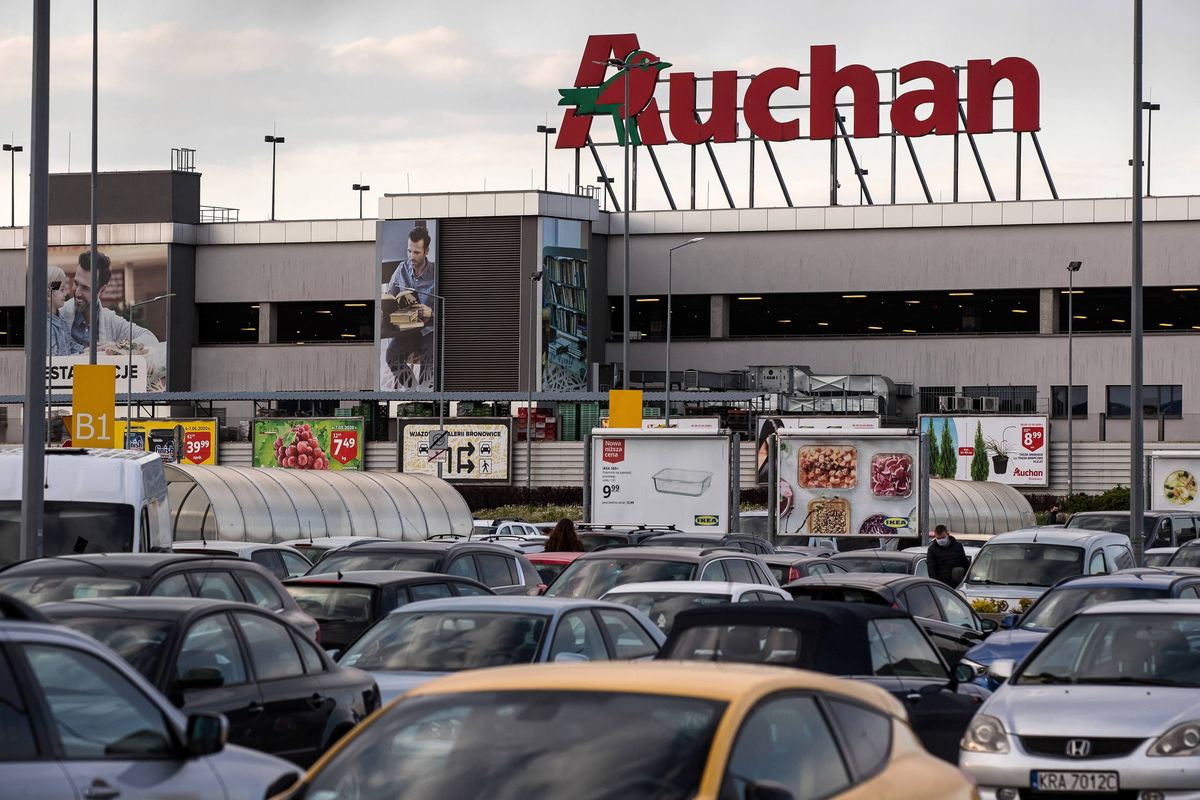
[919,415,1048,487]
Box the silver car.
[960,599,1200,799]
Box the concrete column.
[710,295,729,339]
[257,302,274,344]
[1039,288,1055,335]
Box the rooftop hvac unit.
[978,397,1000,412]
[684,370,700,390]
[939,395,973,412]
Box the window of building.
[1050,386,1089,419]
[1057,286,1200,333]
[0,307,23,347]
[196,302,260,344]
[1106,385,1183,418]
[610,295,709,340]
[276,301,373,344]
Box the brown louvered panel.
[440,217,522,391]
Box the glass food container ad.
[775,430,922,540]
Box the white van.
[0,448,171,564]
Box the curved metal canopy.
[164,465,473,543]
[929,479,1036,536]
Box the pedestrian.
[544,518,583,552]
[926,524,970,587]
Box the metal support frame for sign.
[767,433,778,542]
[748,134,756,209]
[829,114,840,206]
[631,143,638,211]
[890,71,898,205]
[730,432,741,532]
[956,102,996,202]
[1030,132,1059,199]
[1015,133,1023,201]
[696,112,735,209]
[762,140,793,207]
[836,115,873,206]
[645,145,677,210]
[689,144,697,210]
[919,431,931,539]
[905,137,934,204]
[582,433,593,523]
[587,136,619,212]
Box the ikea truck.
[0,448,171,565]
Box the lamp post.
[125,293,174,438]
[665,237,705,424]
[527,270,543,493]
[1066,260,1083,496]
[352,182,370,220]
[536,125,556,191]
[2,143,21,228]
[1143,101,1160,197]
[264,133,285,220]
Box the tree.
[925,417,941,478]
[938,418,956,479]
[970,421,990,481]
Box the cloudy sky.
[0,0,1196,222]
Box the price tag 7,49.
[330,430,360,465]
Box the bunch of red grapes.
[273,424,330,470]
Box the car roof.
[286,570,475,587]
[760,554,826,565]
[38,596,246,620]
[172,540,301,554]
[575,547,726,562]
[526,551,586,564]
[1071,510,1177,518]
[322,540,514,555]
[0,552,221,578]
[783,572,917,589]
[672,599,909,628]
[284,537,389,547]
[602,581,782,595]
[985,528,1128,546]
[387,596,632,615]
[1054,571,1199,590]
[1080,598,1200,615]
[831,549,920,560]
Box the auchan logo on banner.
[557,34,1039,149]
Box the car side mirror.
[553,652,590,663]
[980,618,999,634]
[745,780,795,800]
[324,649,341,661]
[988,658,1016,682]
[999,613,1019,630]
[952,663,975,684]
[185,712,227,757]
[176,666,225,692]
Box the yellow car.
[272,661,976,800]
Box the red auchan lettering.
[558,34,1039,148]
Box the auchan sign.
[557,34,1039,148]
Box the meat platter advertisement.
[589,431,732,533]
[774,430,922,539]
[918,415,1048,488]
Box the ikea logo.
[694,515,720,527]
[883,517,909,529]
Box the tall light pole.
[1130,0,1146,564]
[527,270,542,493]
[88,0,99,365]
[125,293,173,435]
[2,143,21,228]
[665,238,705,424]
[536,125,556,191]
[352,182,370,220]
[1066,260,1082,496]
[264,133,285,221]
[1143,101,1160,197]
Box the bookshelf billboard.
[540,218,589,391]
[376,220,439,391]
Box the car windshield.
[51,615,172,680]
[1066,515,1152,535]
[785,586,888,605]
[964,543,1084,587]
[286,583,378,649]
[606,592,732,633]
[303,690,724,800]
[1146,551,1177,567]
[314,552,440,575]
[1021,587,1164,632]
[544,558,696,599]
[1170,548,1200,568]
[0,501,136,565]
[339,611,549,672]
[0,574,141,606]
[532,562,570,585]
[1018,613,1200,687]
[834,556,910,574]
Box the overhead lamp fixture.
[738,296,763,301]
[250,304,260,309]
[948,292,974,297]
[340,333,356,338]
[1073,315,1087,320]
[777,319,792,323]
[817,322,830,327]
[240,327,257,331]
[1159,323,1173,327]
[901,329,917,333]
[1172,287,1199,292]
[1060,290,1084,295]
[1112,318,1127,323]
[344,302,368,307]
[1011,309,1028,314]
[904,300,921,305]
[867,325,883,331]
[635,298,660,303]
[316,310,333,315]
[841,294,866,299]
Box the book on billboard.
[383,289,425,330]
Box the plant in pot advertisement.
[938,418,956,479]
[984,430,1015,476]
[970,422,990,481]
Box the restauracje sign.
[558,33,1039,148]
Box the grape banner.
[252,418,365,471]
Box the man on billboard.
[60,251,159,353]
[382,225,437,390]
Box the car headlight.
[1148,721,1200,756]
[961,714,1010,754]
[960,657,987,677]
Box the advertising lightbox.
[399,419,512,483]
[919,415,1048,488]
[115,419,218,465]
[376,220,439,391]
[1150,452,1200,511]
[756,416,881,483]
[252,418,364,471]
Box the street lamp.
[665,237,705,424]
[1142,101,1161,196]
[527,270,543,493]
[352,182,370,220]
[2,143,22,228]
[1066,260,1083,496]
[536,125,556,191]
[264,134,285,220]
[124,293,174,437]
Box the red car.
[527,551,586,589]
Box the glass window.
[0,306,24,348]
[1051,385,1089,419]
[722,559,757,584]
[177,614,248,687]
[1179,586,1200,599]
[315,552,441,574]
[250,550,287,580]
[280,551,312,578]
[294,634,326,674]
[544,558,697,599]
[825,698,892,778]
[339,612,548,672]
[866,619,947,679]
[240,573,285,611]
[149,573,193,598]
[699,561,728,582]
[234,612,305,681]
[23,644,175,758]
[612,294,711,340]
[0,574,141,606]
[1178,518,1198,545]
[275,301,373,344]
[1107,384,1185,418]
[903,585,941,621]
[446,556,480,581]
[409,582,454,603]
[1151,520,1174,550]
[965,543,1084,587]
[452,581,492,597]
[664,624,799,665]
[931,585,977,630]
[596,609,659,659]
[196,302,260,345]
[549,611,608,661]
[0,650,37,760]
[476,554,515,588]
[1108,546,1136,571]
[1020,587,1161,632]
[193,571,244,602]
[56,616,173,681]
[722,694,850,800]
[0,501,135,563]
[1088,550,1107,575]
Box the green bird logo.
[558,50,671,147]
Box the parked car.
[309,540,542,596]
[526,550,587,586]
[171,539,313,580]
[831,549,930,576]
[959,569,1200,689]
[1066,509,1200,550]
[961,599,1200,798]
[958,528,1136,613]
[576,524,679,551]
[784,573,993,667]
[543,546,778,599]
[336,596,664,701]
[279,536,390,564]
[472,519,542,538]
[658,601,989,762]
[600,580,791,633]
[271,661,977,800]
[1149,546,1181,567]
[1168,540,1200,568]
[39,597,380,767]
[637,532,776,555]
[760,554,849,584]
[0,553,319,640]
[283,570,495,652]
[778,533,923,552]
[0,601,302,799]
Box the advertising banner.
[1150,452,1200,511]
[46,245,170,393]
[756,416,881,483]
[114,419,218,465]
[919,415,1048,487]
[541,218,589,391]
[72,364,117,448]
[775,430,921,539]
[399,418,511,483]
[590,430,732,532]
[252,418,364,471]
[377,220,439,391]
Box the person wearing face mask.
[926,524,970,587]
[46,265,84,357]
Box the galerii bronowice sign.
[557,33,1039,149]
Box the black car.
[283,570,496,652]
[760,553,848,585]
[577,524,678,552]
[658,601,988,763]
[637,532,776,555]
[308,541,541,596]
[544,546,778,599]
[783,573,993,667]
[830,549,929,576]
[40,597,380,767]
[0,553,319,640]
[1067,510,1200,550]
